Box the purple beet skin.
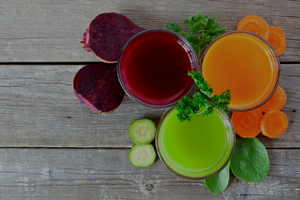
[81,13,145,63]
[73,63,125,114]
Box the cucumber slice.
[129,118,156,144]
[129,144,156,168]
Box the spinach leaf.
[230,136,269,182]
[205,162,230,195]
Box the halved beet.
[73,63,125,114]
[81,13,145,63]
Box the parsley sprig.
[163,14,226,59]
[164,14,229,121]
[176,71,231,122]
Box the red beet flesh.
[81,13,145,63]
[73,64,125,114]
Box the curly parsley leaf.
[212,90,231,114]
[163,23,186,37]
[175,96,200,122]
[163,14,226,59]
[175,71,231,122]
[188,71,212,97]
[164,14,229,122]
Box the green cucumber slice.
[129,118,156,144]
[129,144,156,168]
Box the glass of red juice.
[117,29,198,107]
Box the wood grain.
[0,0,299,63]
[0,64,298,148]
[1,1,299,199]
[0,64,164,147]
[0,148,297,200]
[258,63,300,147]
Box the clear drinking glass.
[200,31,280,111]
[117,28,198,108]
[155,106,236,179]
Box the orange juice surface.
[202,32,278,110]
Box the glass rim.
[117,28,198,108]
[200,30,281,112]
[155,106,236,180]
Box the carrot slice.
[231,108,263,138]
[237,15,270,40]
[261,110,288,138]
[267,26,286,56]
[259,86,287,113]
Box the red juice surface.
[119,31,196,106]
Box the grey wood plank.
[0,0,299,62]
[0,148,298,200]
[0,64,298,148]
[0,64,164,147]
[257,63,300,147]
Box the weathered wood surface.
[0,0,299,63]
[0,148,297,200]
[0,64,298,148]
[1,0,300,199]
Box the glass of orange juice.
[201,31,280,111]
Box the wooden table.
[1,0,299,199]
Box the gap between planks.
[0,62,300,65]
[0,63,297,149]
[0,147,132,149]
[0,62,104,65]
[0,147,298,150]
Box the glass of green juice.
[156,107,235,179]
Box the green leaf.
[230,136,270,182]
[164,14,230,121]
[163,23,186,37]
[188,71,212,97]
[163,13,226,60]
[175,96,200,122]
[175,71,231,122]
[205,162,230,195]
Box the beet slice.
[73,63,125,114]
[81,13,145,63]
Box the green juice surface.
[158,108,233,178]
